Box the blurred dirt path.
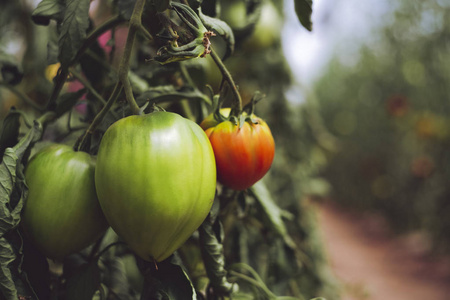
[316,202,450,300]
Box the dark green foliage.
[294,0,313,31]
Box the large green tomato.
[95,111,216,262]
[22,144,108,259]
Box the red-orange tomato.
[201,111,275,190]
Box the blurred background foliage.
[306,0,450,253]
[0,0,337,299]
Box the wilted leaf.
[198,11,235,60]
[249,181,296,249]
[0,121,44,300]
[58,0,91,68]
[294,0,313,31]
[0,240,17,300]
[198,198,234,295]
[31,0,65,25]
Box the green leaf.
[58,0,91,68]
[47,25,60,64]
[102,257,132,299]
[136,85,211,107]
[294,0,313,31]
[198,11,235,60]
[79,40,107,88]
[152,0,171,12]
[0,109,21,158]
[55,89,86,117]
[0,121,44,300]
[31,0,65,25]
[117,0,137,20]
[198,198,234,295]
[249,181,296,249]
[66,262,101,300]
[0,240,17,299]
[139,256,197,300]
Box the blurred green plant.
[307,0,450,253]
[0,0,337,299]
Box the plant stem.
[210,47,242,115]
[75,82,122,151]
[228,270,277,299]
[118,0,147,115]
[46,15,125,112]
[70,69,107,106]
[71,15,125,65]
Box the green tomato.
[95,111,216,262]
[22,144,108,259]
[243,1,282,51]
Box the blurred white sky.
[282,0,394,103]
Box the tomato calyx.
[208,91,264,129]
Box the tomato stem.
[75,82,123,152]
[46,15,125,112]
[118,0,149,116]
[70,69,107,106]
[210,46,242,117]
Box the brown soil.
[316,202,450,300]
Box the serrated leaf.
[199,11,235,60]
[294,0,313,31]
[55,89,86,117]
[152,0,171,12]
[117,0,137,20]
[66,262,101,300]
[58,0,91,68]
[31,0,65,25]
[249,181,296,249]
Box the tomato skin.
[22,144,108,259]
[202,111,275,190]
[95,111,216,262]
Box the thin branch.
[75,82,123,151]
[70,69,107,106]
[118,0,147,115]
[209,46,242,116]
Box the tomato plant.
[95,111,216,262]
[201,109,275,190]
[21,144,108,259]
[0,0,327,299]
